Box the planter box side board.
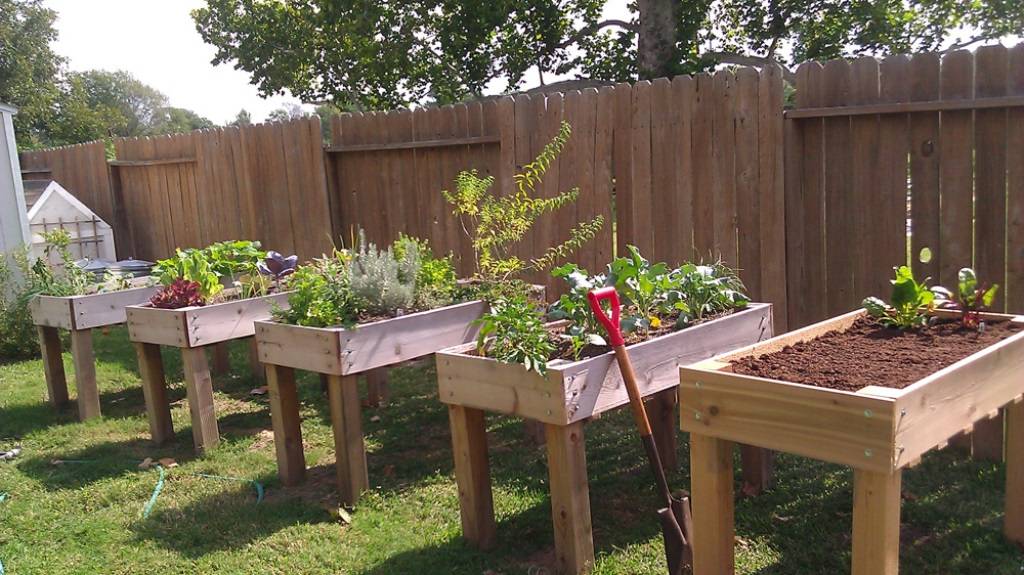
[561,303,773,423]
[679,367,897,473]
[71,286,161,330]
[127,306,188,346]
[340,301,486,375]
[186,292,291,346]
[893,326,1024,467]
[439,303,773,425]
[257,321,344,374]
[30,296,74,330]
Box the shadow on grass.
[131,471,331,558]
[15,434,198,491]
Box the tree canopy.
[0,0,63,147]
[193,0,1024,109]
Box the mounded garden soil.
[731,317,1022,392]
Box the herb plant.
[862,265,936,329]
[272,255,361,327]
[475,296,554,375]
[932,267,999,330]
[443,121,603,285]
[349,230,418,314]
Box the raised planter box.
[436,302,773,575]
[678,308,1024,575]
[253,299,488,504]
[126,291,291,453]
[30,285,160,420]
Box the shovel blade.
[658,507,688,575]
[670,496,694,569]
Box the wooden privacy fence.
[785,43,1024,329]
[326,67,787,319]
[19,41,1024,331]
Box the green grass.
[1,327,1022,574]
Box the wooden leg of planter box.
[328,374,368,505]
[1004,400,1024,543]
[134,342,173,444]
[70,329,100,421]
[972,411,1005,461]
[211,342,230,376]
[37,325,69,409]
[648,387,678,471]
[690,433,735,575]
[365,368,390,407]
[851,469,901,575]
[739,445,775,496]
[545,421,594,575]
[267,364,305,486]
[523,419,547,445]
[248,337,264,381]
[181,346,219,453]
[449,405,496,549]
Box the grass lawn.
[1,327,1023,574]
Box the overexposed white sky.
[46,0,631,124]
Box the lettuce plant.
[150,279,204,309]
[863,265,935,329]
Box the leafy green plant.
[443,121,603,284]
[862,265,936,329]
[0,254,38,360]
[932,267,999,330]
[271,254,361,328]
[394,233,458,308]
[204,240,265,278]
[674,260,749,323]
[155,248,223,303]
[475,296,554,375]
[153,240,272,303]
[548,263,610,357]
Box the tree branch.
[557,19,638,50]
[940,32,1002,54]
[703,51,796,83]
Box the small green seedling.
[862,265,935,329]
[931,267,999,330]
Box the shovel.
[587,286,693,575]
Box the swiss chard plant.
[931,267,999,330]
[862,265,936,329]
[443,121,603,288]
[475,295,554,375]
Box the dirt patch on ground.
[731,317,1022,392]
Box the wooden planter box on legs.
[436,303,774,574]
[254,300,488,505]
[679,309,1024,575]
[31,286,160,420]
[126,292,290,453]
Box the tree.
[147,106,215,135]
[0,0,63,148]
[193,0,1024,109]
[229,109,252,127]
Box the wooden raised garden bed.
[678,308,1024,575]
[31,285,159,420]
[436,302,774,574]
[254,299,488,505]
[127,291,290,453]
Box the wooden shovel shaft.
[612,344,654,436]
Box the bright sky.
[46,0,632,124]
[43,1,1019,125]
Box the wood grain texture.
[545,422,594,575]
[37,325,69,408]
[938,50,975,289]
[70,329,100,420]
[267,364,306,486]
[448,405,496,549]
[134,342,173,444]
[909,53,941,282]
[851,470,902,575]
[1005,399,1024,543]
[181,346,219,453]
[328,374,368,506]
[690,433,735,575]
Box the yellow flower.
[649,316,662,329]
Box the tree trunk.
[638,0,677,79]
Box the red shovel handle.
[587,287,625,347]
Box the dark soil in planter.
[731,317,1022,392]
